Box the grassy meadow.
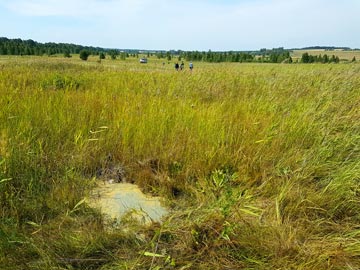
[0,55,360,269]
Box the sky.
[0,0,359,51]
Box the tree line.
[1,37,352,64]
[0,37,105,56]
[0,37,294,63]
[159,49,292,64]
[301,52,340,63]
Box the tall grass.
[1,56,360,269]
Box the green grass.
[1,56,360,269]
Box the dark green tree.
[108,50,118,60]
[323,54,329,63]
[269,53,278,63]
[166,52,172,61]
[330,55,336,63]
[318,54,323,63]
[308,55,315,63]
[63,50,71,58]
[79,50,90,61]
[301,52,310,63]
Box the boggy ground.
[0,56,360,269]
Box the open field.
[1,56,360,269]
[292,49,360,61]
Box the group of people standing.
[175,61,193,71]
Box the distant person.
[189,62,193,71]
[180,61,184,70]
[175,62,179,71]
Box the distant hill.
[296,46,352,51]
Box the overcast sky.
[0,0,359,51]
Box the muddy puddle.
[88,183,168,224]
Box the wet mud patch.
[88,183,168,224]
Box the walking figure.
[189,62,193,71]
[175,62,179,71]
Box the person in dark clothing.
[175,62,179,71]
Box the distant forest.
[0,37,108,56]
[0,37,352,63]
[299,46,357,51]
